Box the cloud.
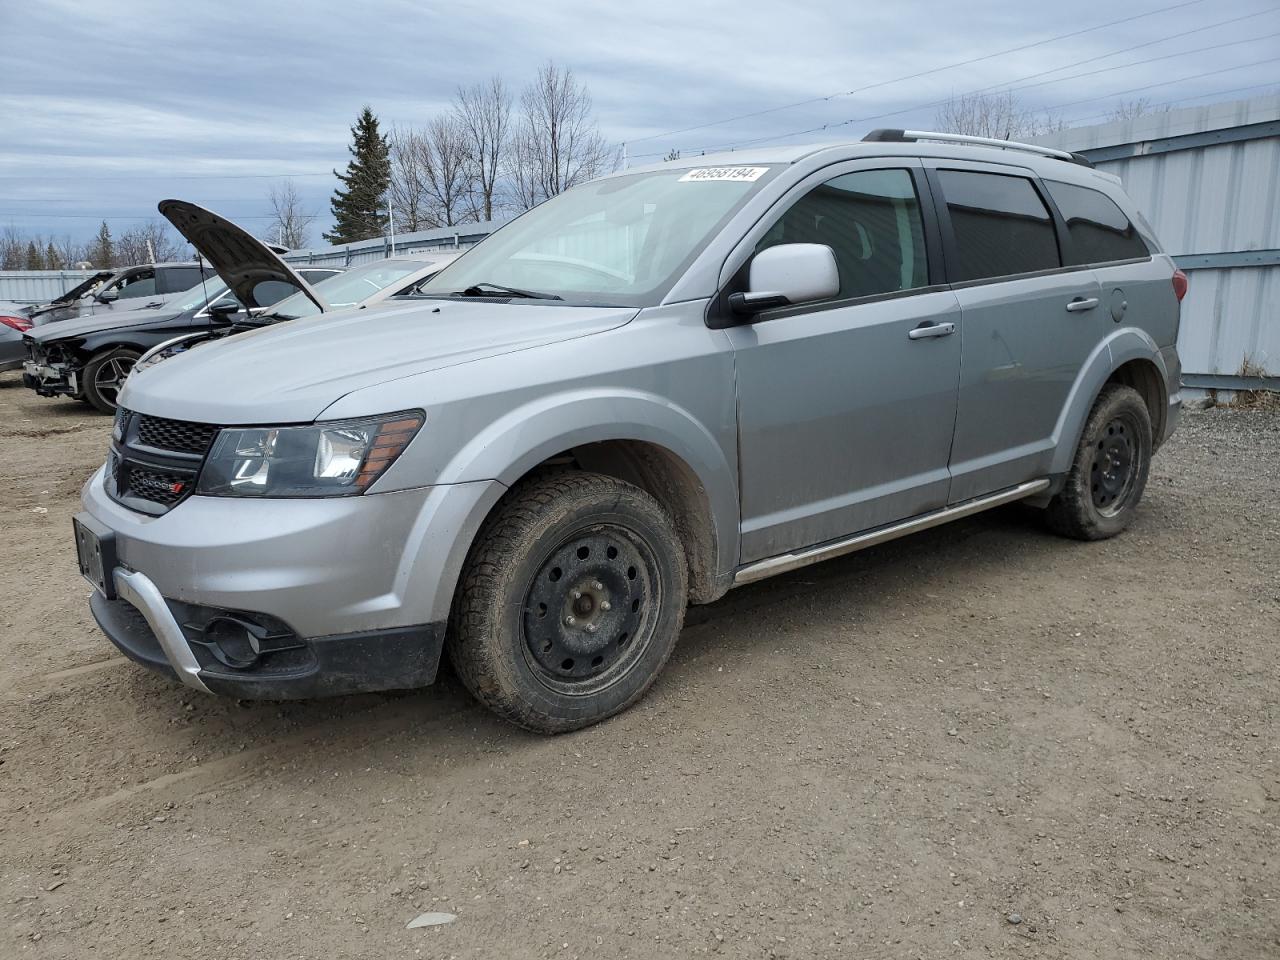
[1,0,1276,243]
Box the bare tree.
[116,221,182,266]
[454,77,512,222]
[935,90,1065,140]
[388,126,433,232]
[0,225,25,269]
[421,115,472,227]
[265,180,316,250]
[1108,97,1173,122]
[512,62,616,210]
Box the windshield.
[269,259,425,319]
[172,276,231,312]
[418,165,776,307]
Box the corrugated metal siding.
[281,221,505,267]
[0,270,97,305]
[1035,95,1280,383]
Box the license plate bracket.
[73,513,118,600]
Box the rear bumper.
[91,568,445,699]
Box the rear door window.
[159,267,200,294]
[1044,180,1150,265]
[115,270,157,299]
[756,168,929,302]
[936,170,1060,282]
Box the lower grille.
[127,466,191,506]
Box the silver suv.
[76,130,1185,733]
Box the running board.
[733,478,1051,586]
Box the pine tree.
[24,241,43,269]
[325,106,390,243]
[45,241,60,269]
[88,221,114,267]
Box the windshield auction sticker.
[678,167,769,183]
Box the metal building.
[1034,93,1279,394]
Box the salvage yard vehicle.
[76,130,1185,733]
[29,262,218,324]
[23,265,340,413]
[130,210,459,373]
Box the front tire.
[1045,384,1152,541]
[448,472,688,734]
[83,347,139,414]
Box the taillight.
[0,314,32,333]
[1171,269,1188,302]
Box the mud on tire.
[447,471,688,734]
[1045,384,1152,541]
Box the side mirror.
[96,290,119,303]
[207,300,242,323]
[729,243,840,316]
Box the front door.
[926,163,1107,502]
[728,163,963,563]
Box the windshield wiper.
[457,282,563,301]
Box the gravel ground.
[1,370,1277,960]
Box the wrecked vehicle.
[22,265,340,413]
[78,131,1183,733]
[27,262,218,324]
[131,207,458,374]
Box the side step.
[733,478,1051,586]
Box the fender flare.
[1049,326,1171,477]
[436,388,741,585]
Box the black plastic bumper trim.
[90,591,445,699]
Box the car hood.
[120,299,638,423]
[27,302,183,343]
[158,199,328,312]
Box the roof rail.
[863,128,1093,167]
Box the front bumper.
[23,358,78,396]
[89,570,444,698]
[79,465,505,698]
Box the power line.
[0,170,333,182]
[622,0,1213,146]
[1059,81,1280,124]
[641,53,1280,157]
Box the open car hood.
[158,199,328,313]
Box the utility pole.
[387,197,396,256]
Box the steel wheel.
[1090,413,1141,517]
[521,524,658,695]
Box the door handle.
[908,321,956,340]
[1066,297,1100,312]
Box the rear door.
[927,162,1106,503]
[727,160,963,562]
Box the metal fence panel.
[1035,94,1280,385]
[0,270,97,305]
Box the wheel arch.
[1049,327,1172,478]
[436,390,740,605]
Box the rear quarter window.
[1045,180,1150,265]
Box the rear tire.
[83,347,139,414]
[1045,384,1152,541]
[448,472,687,734]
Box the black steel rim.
[1090,413,1140,517]
[521,523,658,695]
[93,355,134,405]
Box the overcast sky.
[1,0,1277,249]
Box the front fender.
[435,388,741,584]
[1049,326,1171,477]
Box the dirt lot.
[1,370,1276,960]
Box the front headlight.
[196,411,423,497]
